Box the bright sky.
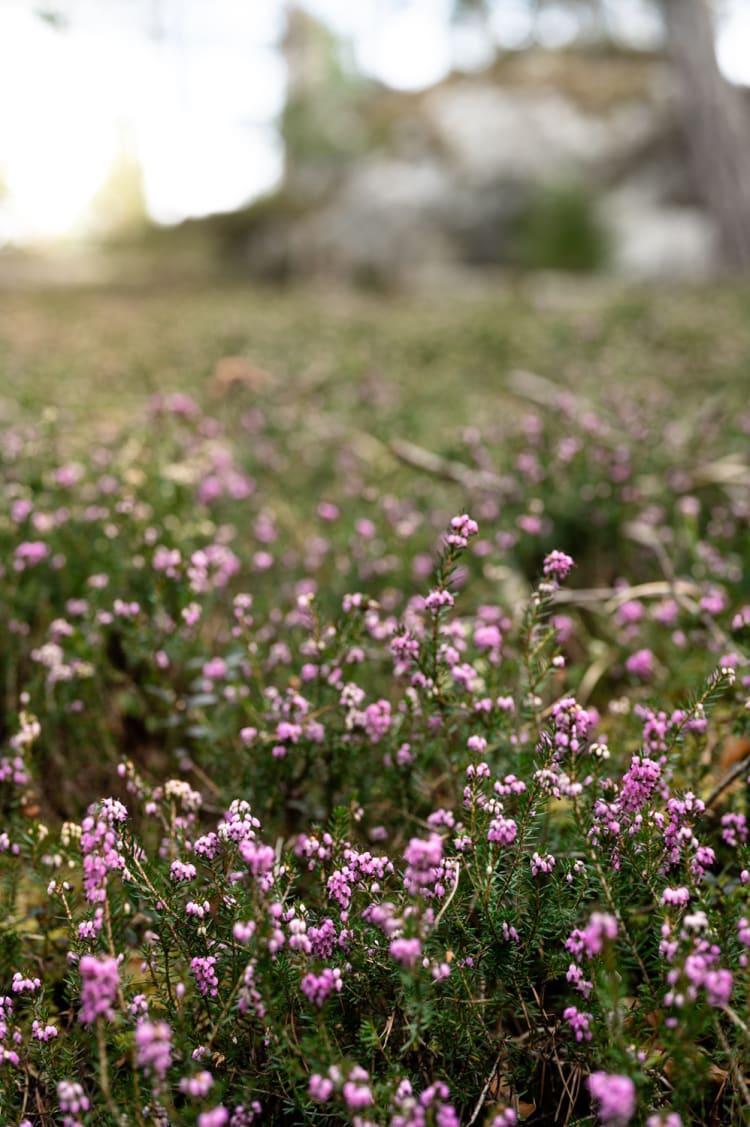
[0,0,748,244]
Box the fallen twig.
[551,580,702,608]
[466,1049,503,1127]
[389,437,506,493]
[703,752,750,812]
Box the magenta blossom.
[587,1072,636,1124]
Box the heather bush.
[0,376,749,1126]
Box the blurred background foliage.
[1,0,749,287]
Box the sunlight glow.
[716,4,750,88]
[0,2,286,243]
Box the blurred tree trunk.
[661,0,750,271]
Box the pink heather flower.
[57,1079,90,1118]
[233,920,256,944]
[690,843,716,880]
[661,886,690,908]
[646,1115,682,1127]
[403,834,452,898]
[300,967,342,1007]
[566,912,618,960]
[152,546,181,576]
[551,614,574,643]
[488,815,517,846]
[318,501,339,522]
[587,1072,636,1124]
[194,832,220,860]
[187,545,240,593]
[620,756,663,815]
[180,1070,214,1098]
[356,517,376,539]
[424,588,455,612]
[738,917,750,947]
[404,834,443,871]
[396,742,415,766]
[720,812,748,846]
[78,955,120,1024]
[170,860,197,882]
[80,798,129,905]
[494,774,526,797]
[220,799,261,844]
[567,963,594,998]
[490,1112,518,1127]
[704,968,733,1008]
[732,605,750,631]
[654,599,680,626]
[14,541,49,570]
[239,839,276,883]
[467,734,487,754]
[626,649,655,681]
[530,851,555,877]
[474,622,502,655]
[11,972,41,993]
[518,513,542,535]
[135,1019,172,1083]
[191,956,219,997]
[390,937,422,967]
[700,589,726,616]
[198,1107,229,1127]
[412,553,433,580]
[149,390,200,417]
[446,513,479,549]
[392,1080,460,1127]
[288,916,311,954]
[343,1067,374,1110]
[360,698,391,742]
[237,960,265,1019]
[11,498,33,522]
[543,550,574,582]
[113,599,140,619]
[129,994,148,1017]
[308,917,337,958]
[183,601,202,627]
[615,600,644,626]
[202,657,227,680]
[563,1006,593,1042]
[309,1074,334,1102]
[276,720,302,744]
[547,696,591,757]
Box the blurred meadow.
[2,272,750,450]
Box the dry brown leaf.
[210,356,274,397]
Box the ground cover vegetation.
[0,280,749,1125]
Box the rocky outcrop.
[241,44,724,283]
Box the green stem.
[96,1017,122,1124]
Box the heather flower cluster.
[2,350,750,1127]
[78,955,120,1025]
[587,1072,636,1125]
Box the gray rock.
[243,49,728,282]
[603,179,720,278]
[423,81,666,185]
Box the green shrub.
[512,183,609,272]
